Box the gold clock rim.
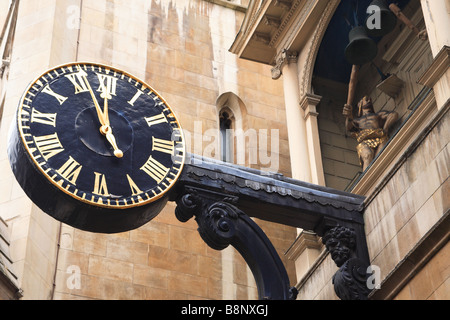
[17,61,186,210]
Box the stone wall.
[393,240,449,299]
[365,107,449,299]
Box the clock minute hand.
[103,94,110,126]
[80,74,121,158]
[82,75,107,126]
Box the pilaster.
[285,230,323,282]
[300,93,325,186]
[279,51,312,183]
[420,0,450,110]
[418,46,450,110]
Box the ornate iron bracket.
[174,186,297,300]
[170,154,370,300]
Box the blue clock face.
[17,62,185,209]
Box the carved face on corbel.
[322,226,356,267]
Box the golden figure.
[343,96,398,171]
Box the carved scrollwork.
[332,258,371,300]
[176,193,242,250]
[174,193,200,222]
[197,201,243,251]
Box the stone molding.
[417,45,450,88]
[285,230,323,262]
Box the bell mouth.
[345,26,378,66]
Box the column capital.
[300,93,321,119]
[271,50,298,80]
[285,50,299,64]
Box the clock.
[8,62,185,233]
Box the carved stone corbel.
[322,226,371,300]
[174,187,297,300]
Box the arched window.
[219,107,234,163]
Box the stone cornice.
[229,0,332,65]
[417,45,450,88]
[269,0,308,49]
[229,0,270,57]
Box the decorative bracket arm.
[174,188,297,300]
[172,154,370,300]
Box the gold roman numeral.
[65,69,89,94]
[128,89,144,106]
[152,137,174,155]
[93,172,109,196]
[140,156,169,184]
[33,133,64,160]
[57,156,82,185]
[96,73,117,99]
[145,113,168,127]
[126,174,143,196]
[31,108,57,127]
[41,85,68,105]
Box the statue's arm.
[343,104,357,132]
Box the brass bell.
[345,26,378,66]
[365,0,397,37]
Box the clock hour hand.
[99,92,122,157]
[100,125,123,158]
